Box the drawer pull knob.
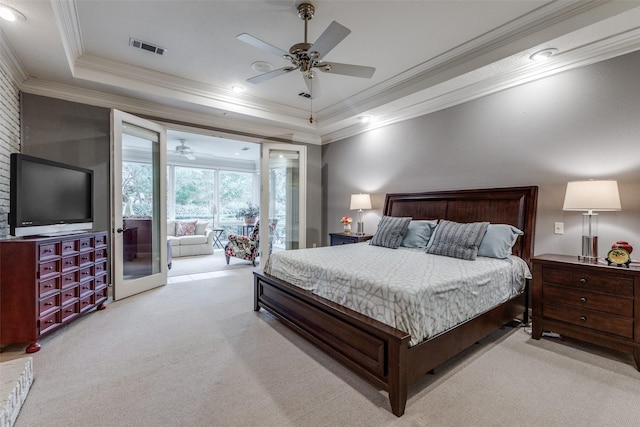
[580,297,587,303]
[46,320,54,324]
[580,316,587,322]
[579,278,587,284]
[45,302,53,306]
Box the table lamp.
[350,193,372,235]
[562,180,621,262]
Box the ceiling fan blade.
[319,62,375,79]
[237,33,288,58]
[311,21,350,58]
[247,66,296,84]
[184,153,196,160]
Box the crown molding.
[50,0,84,70]
[19,78,321,145]
[0,30,29,85]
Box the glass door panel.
[260,144,306,265]
[112,110,167,300]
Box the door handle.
[116,227,128,233]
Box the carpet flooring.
[2,270,640,426]
[168,250,255,277]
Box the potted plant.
[237,203,260,225]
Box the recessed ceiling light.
[359,115,371,124]
[231,85,245,93]
[530,48,558,61]
[252,61,274,73]
[0,4,26,21]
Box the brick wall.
[0,46,21,238]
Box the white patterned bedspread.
[264,243,531,346]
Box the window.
[174,166,215,220]
[122,161,153,217]
[218,170,255,222]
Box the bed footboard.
[254,271,411,416]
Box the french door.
[111,110,167,300]
[259,143,307,265]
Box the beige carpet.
[2,270,640,426]
[168,250,255,277]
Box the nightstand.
[329,233,373,246]
[531,254,640,370]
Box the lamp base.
[356,222,364,235]
[580,235,598,262]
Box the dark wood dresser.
[0,231,109,353]
[532,254,640,369]
[329,233,373,246]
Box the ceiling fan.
[237,2,375,97]
[175,140,196,160]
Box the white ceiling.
[2,0,640,147]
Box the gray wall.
[323,51,640,257]
[21,94,111,233]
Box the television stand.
[0,231,109,353]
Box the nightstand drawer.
[543,284,633,317]
[543,302,634,339]
[542,267,633,297]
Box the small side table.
[329,233,373,246]
[212,228,224,249]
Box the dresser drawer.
[61,271,79,289]
[39,311,60,334]
[94,273,108,290]
[79,237,94,251]
[39,276,60,296]
[39,259,60,279]
[79,251,94,266]
[79,266,93,282]
[61,285,80,305]
[62,255,79,272]
[79,294,94,312]
[39,243,59,260]
[94,233,107,247]
[95,247,108,261]
[543,302,634,339]
[61,239,79,255]
[79,280,93,297]
[543,284,633,317]
[61,301,80,322]
[542,266,633,297]
[39,293,60,316]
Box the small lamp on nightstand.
[350,193,372,235]
[563,180,621,262]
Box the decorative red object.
[612,241,633,254]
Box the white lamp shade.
[562,180,621,211]
[350,194,372,210]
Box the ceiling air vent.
[298,92,312,99]
[129,38,166,56]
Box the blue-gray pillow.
[426,220,489,260]
[477,224,524,259]
[370,216,412,249]
[401,220,438,248]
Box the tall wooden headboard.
[383,186,538,263]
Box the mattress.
[264,243,531,346]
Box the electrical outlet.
[312,243,317,248]
[554,222,564,235]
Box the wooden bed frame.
[253,186,538,416]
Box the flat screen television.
[9,153,94,237]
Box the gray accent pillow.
[477,224,524,259]
[370,216,412,249]
[426,220,489,260]
[401,220,438,248]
